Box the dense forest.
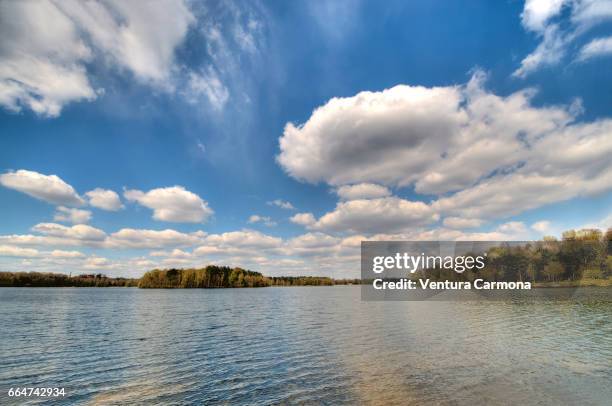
[0,272,138,287]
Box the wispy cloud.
[267,199,295,210]
[578,36,612,60]
[514,0,612,77]
[248,215,277,227]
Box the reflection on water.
[0,287,610,405]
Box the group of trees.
[138,266,362,288]
[489,228,610,283]
[419,228,612,283]
[138,266,270,288]
[0,272,138,287]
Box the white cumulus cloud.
[290,212,316,227]
[0,169,84,206]
[85,188,123,211]
[521,0,567,32]
[0,245,39,258]
[309,197,439,234]
[51,249,85,258]
[124,186,213,223]
[32,222,107,242]
[204,230,282,249]
[54,206,92,224]
[108,228,206,249]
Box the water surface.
[0,287,610,405]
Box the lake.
[0,287,610,405]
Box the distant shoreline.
[2,283,610,288]
[0,284,362,288]
[2,269,610,289]
[0,269,362,288]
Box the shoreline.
[2,271,610,289]
[0,284,361,289]
[2,280,610,289]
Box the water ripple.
[0,287,610,405]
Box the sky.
[0,0,611,278]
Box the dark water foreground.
[0,287,610,405]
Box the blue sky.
[0,0,611,277]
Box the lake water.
[0,287,610,405]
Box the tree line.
[0,272,138,287]
[0,267,359,288]
[1,227,609,288]
[269,276,360,286]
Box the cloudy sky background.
[1,0,611,277]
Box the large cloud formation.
[278,72,612,224]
